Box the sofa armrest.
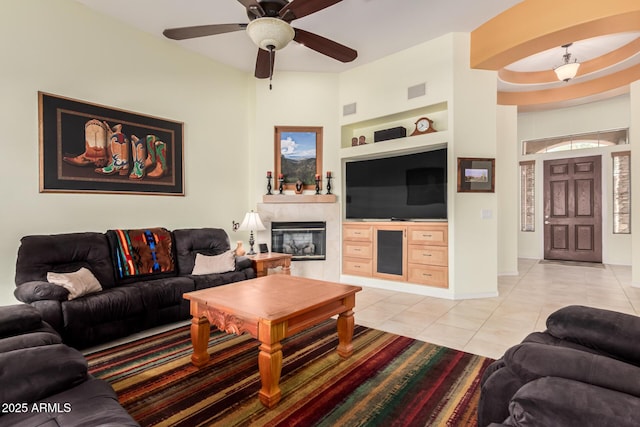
[235,255,252,271]
[0,304,42,337]
[504,342,640,398]
[14,280,69,303]
[505,377,640,427]
[0,344,87,404]
[546,305,640,365]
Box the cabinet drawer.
[408,226,447,245]
[343,225,373,241]
[343,241,372,259]
[408,265,448,288]
[343,257,372,276]
[408,246,448,266]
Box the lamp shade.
[246,17,294,51]
[237,211,266,232]
[554,62,580,82]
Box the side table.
[247,252,292,277]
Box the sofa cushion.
[192,251,236,275]
[0,344,87,404]
[106,228,177,284]
[190,270,251,291]
[132,276,195,309]
[15,232,116,289]
[47,267,103,300]
[173,228,231,276]
[546,305,640,364]
[0,304,42,336]
[0,330,62,353]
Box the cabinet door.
[373,225,407,281]
[343,241,372,259]
[408,265,448,288]
[343,224,373,241]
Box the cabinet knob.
[422,273,432,277]
[423,253,432,256]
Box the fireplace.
[271,221,326,261]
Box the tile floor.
[354,258,638,360]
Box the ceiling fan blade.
[255,48,275,79]
[163,23,247,40]
[280,0,342,21]
[294,28,357,63]
[236,0,265,18]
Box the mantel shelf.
[262,194,337,204]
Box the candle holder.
[278,176,284,194]
[326,175,332,195]
[315,177,321,195]
[266,174,272,195]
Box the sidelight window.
[520,161,535,232]
[612,151,631,234]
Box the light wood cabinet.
[342,222,448,288]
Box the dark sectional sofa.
[13,227,256,349]
[479,305,640,427]
[0,304,138,427]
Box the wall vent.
[407,83,426,100]
[343,102,357,116]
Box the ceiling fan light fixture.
[246,17,294,51]
[554,43,580,82]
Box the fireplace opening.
[271,221,326,261]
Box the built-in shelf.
[262,194,337,204]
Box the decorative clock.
[410,117,436,136]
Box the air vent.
[407,83,426,100]
[343,102,357,116]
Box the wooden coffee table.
[183,275,361,408]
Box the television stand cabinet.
[342,222,448,288]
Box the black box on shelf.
[374,126,406,142]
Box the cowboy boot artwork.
[147,139,168,179]
[129,135,147,180]
[95,123,129,175]
[63,119,109,167]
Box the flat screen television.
[345,148,447,220]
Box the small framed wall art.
[457,157,495,193]
[274,126,323,191]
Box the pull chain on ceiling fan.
[163,0,358,89]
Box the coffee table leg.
[258,322,286,408]
[190,316,211,367]
[337,309,355,358]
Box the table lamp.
[237,210,266,255]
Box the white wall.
[631,81,640,285]
[0,0,252,305]
[517,95,632,264]
[497,105,519,275]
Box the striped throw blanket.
[110,228,175,279]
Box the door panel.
[543,156,602,262]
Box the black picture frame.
[259,243,269,253]
[38,92,184,195]
[457,157,495,193]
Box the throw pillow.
[47,267,103,300]
[192,251,236,275]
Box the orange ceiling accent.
[471,0,640,107]
[471,1,640,70]
[498,37,640,85]
[498,62,640,106]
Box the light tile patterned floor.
[354,258,637,359]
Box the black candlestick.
[315,178,321,195]
[278,177,284,194]
[326,176,332,195]
[266,176,272,195]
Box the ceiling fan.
[163,0,358,85]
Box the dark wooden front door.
[543,155,602,262]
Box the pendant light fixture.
[554,43,580,82]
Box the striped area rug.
[87,320,492,426]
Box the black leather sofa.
[478,305,640,427]
[0,304,138,427]
[13,227,255,349]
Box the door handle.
[544,221,550,225]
